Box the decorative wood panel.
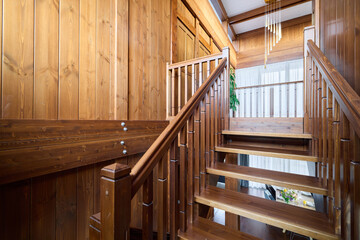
[236,17,311,69]
[320,0,360,95]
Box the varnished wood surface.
[178,217,260,240]
[0,120,167,185]
[195,186,338,240]
[215,144,317,162]
[229,118,305,134]
[222,130,312,139]
[208,162,327,195]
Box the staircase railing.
[166,51,227,119]
[305,40,360,240]
[92,48,230,239]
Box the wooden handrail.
[307,40,360,136]
[234,80,303,90]
[130,58,227,197]
[168,52,223,70]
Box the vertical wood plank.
[79,0,96,120]
[333,100,341,234]
[35,0,59,119]
[200,98,206,189]
[187,114,194,223]
[3,0,34,119]
[96,0,111,120]
[59,0,79,120]
[327,89,334,221]
[116,0,129,120]
[194,106,200,195]
[30,175,56,240]
[56,169,77,240]
[142,171,153,240]
[77,165,94,240]
[0,180,31,240]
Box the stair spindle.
[157,154,168,240]
[142,171,153,240]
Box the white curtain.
[234,59,309,189]
[234,59,304,118]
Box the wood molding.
[0,120,168,184]
[236,14,311,39]
[229,0,311,25]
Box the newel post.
[222,47,230,130]
[100,163,131,240]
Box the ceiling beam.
[235,14,311,38]
[229,0,311,25]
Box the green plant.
[229,68,240,111]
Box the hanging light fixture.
[264,0,282,68]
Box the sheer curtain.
[234,59,310,189]
[234,59,304,118]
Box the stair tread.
[178,217,259,240]
[215,143,318,162]
[223,130,313,139]
[195,186,337,240]
[207,162,327,195]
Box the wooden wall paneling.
[30,175,56,240]
[79,0,96,120]
[0,180,31,240]
[77,165,94,240]
[177,0,195,29]
[96,0,111,120]
[355,0,360,94]
[55,168,77,239]
[335,0,345,76]
[0,0,2,117]
[34,0,59,120]
[2,0,34,119]
[344,0,354,89]
[150,0,159,120]
[59,0,79,120]
[116,0,129,120]
[171,0,178,63]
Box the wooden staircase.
[89,42,360,240]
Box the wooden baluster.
[179,126,187,232]
[327,89,334,221]
[157,154,168,240]
[217,77,222,145]
[100,163,131,240]
[214,80,219,148]
[187,114,195,223]
[171,69,176,116]
[318,74,323,184]
[333,100,341,234]
[178,67,182,112]
[210,84,215,166]
[166,63,170,119]
[142,172,153,240]
[322,80,328,187]
[192,64,195,95]
[200,97,206,189]
[207,60,210,78]
[170,139,179,240]
[223,48,230,130]
[194,106,201,196]
[340,111,350,240]
[350,133,360,239]
[205,91,211,168]
[185,65,188,102]
[199,62,203,86]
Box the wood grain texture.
[320,0,360,95]
[79,0,96,120]
[2,0,34,119]
[35,0,59,119]
[59,0,79,120]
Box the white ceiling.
[232,1,312,34]
[222,0,267,18]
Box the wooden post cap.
[101,163,131,179]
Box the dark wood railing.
[92,48,230,239]
[305,40,360,240]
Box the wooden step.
[215,143,318,162]
[195,186,338,240]
[178,217,259,240]
[222,130,312,139]
[207,162,327,195]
